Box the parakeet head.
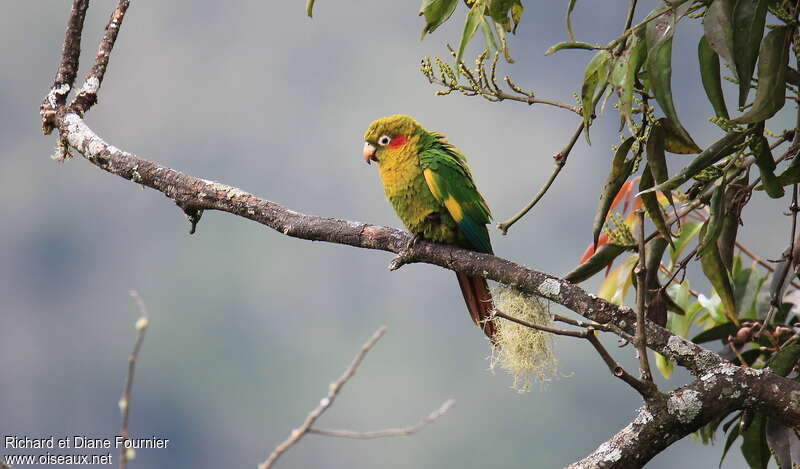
[362,114,420,164]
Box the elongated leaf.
[750,128,784,198]
[699,178,726,257]
[769,340,800,377]
[732,26,791,124]
[700,222,738,324]
[776,152,800,187]
[641,129,747,194]
[698,35,730,119]
[479,15,499,51]
[419,0,459,38]
[733,0,769,107]
[565,0,577,41]
[731,255,766,319]
[456,3,485,64]
[766,417,800,469]
[704,0,736,70]
[620,31,647,132]
[640,165,673,245]
[564,243,627,283]
[655,352,673,379]
[510,0,522,33]
[721,422,741,467]
[592,137,637,248]
[645,236,669,291]
[645,5,700,153]
[646,122,678,210]
[545,41,602,55]
[718,172,748,271]
[581,50,612,143]
[741,413,770,469]
[487,0,513,30]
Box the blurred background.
[1,1,793,467]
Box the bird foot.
[388,233,422,271]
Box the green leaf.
[732,26,791,124]
[699,178,726,257]
[700,221,738,324]
[581,50,612,143]
[640,165,673,245]
[642,129,747,194]
[646,122,678,207]
[766,417,800,469]
[618,31,647,133]
[564,243,627,283]
[691,322,737,344]
[510,0,522,33]
[698,35,730,119]
[645,5,700,154]
[592,137,637,248]
[740,413,770,469]
[456,2,485,64]
[732,0,769,107]
[768,340,800,377]
[703,0,736,71]
[306,0,315,17]
[487,0,513,30]
[544,41,602,55]
[732,256,767,319]
[419,0,459,38]
[750,126,784,198]
[670,220,703,264]
[658,117,702,154]
[775,151,800,187]
[479,15,499,51]
[565,0,577,42]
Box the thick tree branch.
[569,363,800,468]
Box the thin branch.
[634,210,655,387]
[308,399,455,439]
[69,0,131,115]
[40,0,90,134]
[497,121,583,234]
[119,290,150,469]
[259,327,388,469]
[585,332,653,398]
[493,309,588,338]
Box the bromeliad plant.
[407,0,800,467]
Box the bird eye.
[377,135,391,146]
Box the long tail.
[455,272,496,340]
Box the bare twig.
[634,210,655,388]
[493,309,588,338]
[308,399,455,439]
[69,0,131,115]
[585,332,653,398]
[40,0,90,134]
[497,121,583,234]
[261,327,397,469]
[119,290,150,469]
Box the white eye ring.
[377,135,391,146]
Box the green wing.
[419,137,493,254]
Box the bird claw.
[388,233,422,271]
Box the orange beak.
[363,142,377,164]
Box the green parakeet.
[362,114,496,339]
